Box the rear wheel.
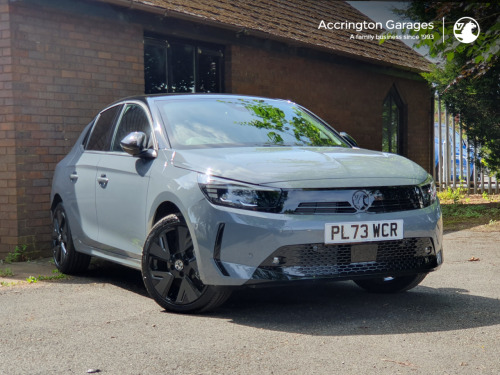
[142,214,231,313]
[354,274,427,293]
[52,202,90,274]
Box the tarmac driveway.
[1,229,499,375]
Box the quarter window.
[382,86,406,155]
[86,105,122,151]
[144,37,223,94]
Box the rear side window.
[86,105,122,151]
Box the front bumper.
[188,197,443,287]
[251,237,440,284]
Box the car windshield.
[156,97,349,149]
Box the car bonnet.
[171,147,428,189]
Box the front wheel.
[354,274,427,293]
[142,214,231,313]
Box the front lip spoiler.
[243,266,441,287]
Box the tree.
[396,2,500,175]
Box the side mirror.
[120,132,157,159]
[339,132,358,147]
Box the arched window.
[382,86,406,155]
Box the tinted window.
[197,47,222,93]
[144,41,168,94]
[382,86,406,155]
[86,105,122,151]
[171,43,195,93]
[144,37,223,94]
[382,94,399,154]
[157,98,348,149]
[111,104,152,151]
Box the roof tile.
[132,0,431,72]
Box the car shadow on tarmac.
[211,281,500,336]
[67,259,148,297]
[65,260,500,336]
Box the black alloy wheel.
[51,202,90,274]
[354,273,427,293]
[142,214,231,313]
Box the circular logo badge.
[174,259,184,271]
[453,17,480,44]
[352,190,371,212]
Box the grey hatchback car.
[50,94,443,313]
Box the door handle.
[97,174,109,188]
[69,172,78,182]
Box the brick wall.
[227,44,432,169]
[0,1,144,258]
[0,0,18,256]
[398,81,433,171]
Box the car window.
[86,105,122,151]
[156,98,349,149]
[111,104,152,152]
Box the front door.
[95,102,156,259]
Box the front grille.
[253,238,437,280]
[292,186,422,214]
[295,201,355,214]
[367,187,422,213]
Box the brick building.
[0,0,432,258]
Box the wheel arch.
[152,201,182,226]
[51,194,63,214]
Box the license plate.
[325,220,403,244]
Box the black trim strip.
[213,223,230,276]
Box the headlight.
[198,174,283,212]
[419,175,437,207]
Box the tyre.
[354,273,427,293]
[142,214,231,313]
[52,202,91,274]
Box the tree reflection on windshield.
[236,99,343,147]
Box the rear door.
[95,102,156,259]
[68,105,122,249]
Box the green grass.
[0,268,14,277]
[4,244,29,263]
[25,270,69,284]
[437,186,467,204]
[441,201,500,231]
[1,269,68,287]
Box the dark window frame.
[81,120,95,147]
[144,35,224,94]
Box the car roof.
[106,93,293,108]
